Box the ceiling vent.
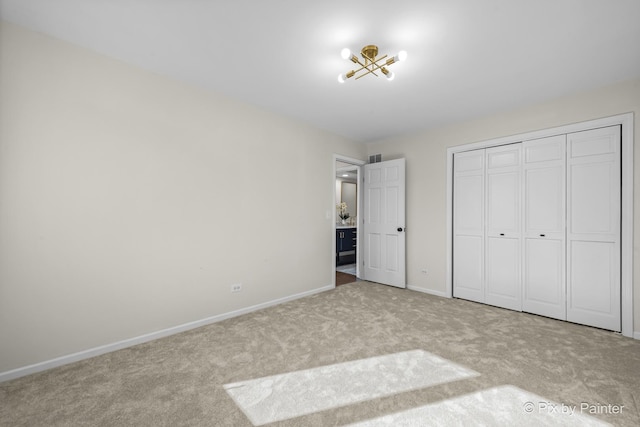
[369,154,382,163]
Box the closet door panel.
[486,172,519,234]
[484,144,521,311]
[453,235,484,301]
[453,150,485,303]
[455,175,484,233]
[524,138,564,163]
[523,238,565,319]
[569,241,617,313]
[485,236,520,310]
[567,126,621,331]
[525,166,564,233]
[569,161,616,235]
[522,135,566,320]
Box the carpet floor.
[1,282,639,426]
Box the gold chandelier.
[338,45,407,83]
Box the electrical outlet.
[231,283,242,293]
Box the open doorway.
[334,155,365,286]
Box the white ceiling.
[2,0,640,143]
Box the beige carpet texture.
[1,281,639,426]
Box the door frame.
[446,112,634,338]
[333,154,366,287]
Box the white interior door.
[484,144,522,311]
[452,150,485,302]
[362,159,406,288]
[566,126,621,331]
[522,135,566,320]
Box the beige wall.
[367,77,640,333]
[0,22,366,373]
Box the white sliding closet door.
[451,122,625,333]
[522,135,566,320]
[453,150,485,303]
[484,144,522,311]
[566,126,621,331]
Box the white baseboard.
[407,285,449,298]
[634,331,640,340]
[0,284,334,383]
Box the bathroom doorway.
[334,156,364,286]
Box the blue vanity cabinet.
[336,227,357,265]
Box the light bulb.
[341,48,351,60]
[387,50,408,65]
[385,70,395,81]
[338,73,346,83]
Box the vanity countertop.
[336,225,357,229]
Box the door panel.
[367,233,381,269]
[566,126,620,331]
[570,241,615,312]
[525,166,564,232]
[484,145,521,311]
[568,241,618,328]
[385,234,399,272]
[455,153,483,172]
[454,175,484,233]
[523,238,565,319]
[485,236,520,310]
[524,138,564,163]
[453,235,484,302]
[569,162,616,235]
[367,187,381,224]
[569,126,618,157]
[522,135,566,320]
[362,159,406,288]
[453,150,485,302]
[385,187,399,224]
[486,171,519,234]
[487,148,519,168]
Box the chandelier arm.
[355,67,380,80]
[350,64,379,78]
[352,58,380,77]
[367,55,389,73]
[353,55,390,79]
[352,62,379,77]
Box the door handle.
[499,233,505,236]
[397,227,404,232]
[540,234,546,237]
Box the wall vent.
[369,154,382,163]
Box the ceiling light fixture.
[338,45,407,83]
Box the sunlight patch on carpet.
[346,385,611,427]
[223,349,479,425]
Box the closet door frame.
[446,113,634,338]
